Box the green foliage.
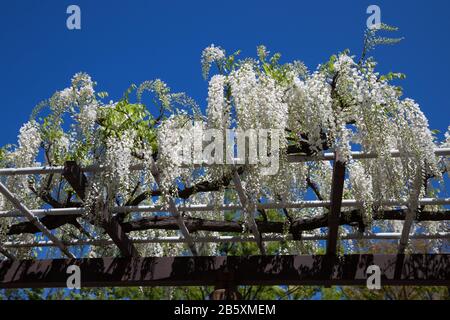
[257,45,307,85]
[339,285,449,300]
[98,98,157,151]
[360,23,404,64]
[2,284,447,300]
[321,287,344,300]
[222,50,241,74]
[379,72,406,82]
[321,49,350,75]
[367,23,404,48]
[0,146,9,163]
[322,54,338,74]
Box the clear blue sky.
[0,0,449,146]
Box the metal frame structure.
[0,148,449,291]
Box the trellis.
[0,147,449,295]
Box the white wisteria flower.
[201,44,226,79]
[104,130,135,195]
[13,120,41,167]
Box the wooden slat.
[63,161,87,200]
[0,254,448,288]
[326,156,346,256]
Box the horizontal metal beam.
[0,148,448,176]
[3,232,449,248]
[287,147,450,162]
[1,198,449,218]
[0,254,448,288]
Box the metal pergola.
[0,147,449,295]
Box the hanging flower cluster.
[443,126,450,174]
[13,120,42,167]
[287,72,334,153]
[348,161,374,221]
[104,130,135,195]
[201,44,226,79]
[206,75,228,130]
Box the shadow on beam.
[0,254,448,289]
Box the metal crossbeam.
[0,182,74,258]
[0,148,448,177]
[287,147,450,163]
[3,232,449,249]
[0,254,448,288]
[1,197,449,218]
